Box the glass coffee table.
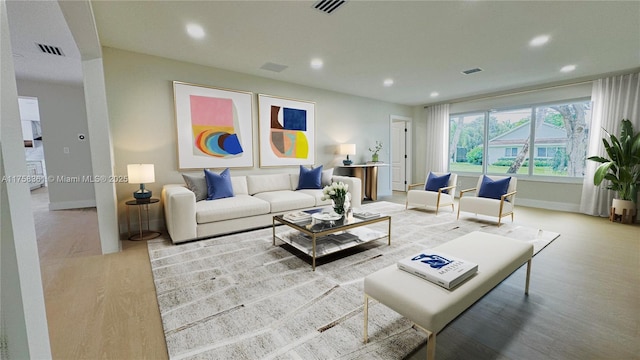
[272,211,391,271]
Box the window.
[449,113,485,173]
[449,99,591,178]
[505,148,518,157]
[537,147,559,158]
[487,108,531,175]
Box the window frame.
[448,97,591,184]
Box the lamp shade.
[338,144,356,155]
[127,164,155,184]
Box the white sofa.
[162,173,362,244]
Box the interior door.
[391,121,406,191]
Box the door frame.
[389,114,412,192]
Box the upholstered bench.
[363,231,533,360]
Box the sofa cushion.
[195,194,270,224]
[425,172,451,194]
[477,175,511,200]
[247,173,291,195]
[297,189,332,206]
[230,176,248,195]
[182,173,208,201]
[297,165,323,189]
[321,167,334,186]
[205,168,234,200]
[253,190,316,213]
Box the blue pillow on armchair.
[204,168,234,200]
[297,165,323,189]
[424,172,451,193]
[477,175,511,200]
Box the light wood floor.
[33,188,639,359]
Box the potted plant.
[588,119,640,222]
[369,141,383,162]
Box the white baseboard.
[49,199,97,211]
[516,198,580,213]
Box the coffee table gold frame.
[273,214,391,271]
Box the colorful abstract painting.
[259,94,315,167]
[174,82,253,169]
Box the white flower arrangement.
[321,181,351,215]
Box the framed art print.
[258,94,315,167]
[173,81,254,169]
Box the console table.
[337,163,387,201]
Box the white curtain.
[423,104,450,173]
[580,72,640,216]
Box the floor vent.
[461,67,483,75]
[313,0,347,14]
[36,43,65,57]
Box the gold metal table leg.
[312,234,317,271]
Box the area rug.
[147,202,559,359]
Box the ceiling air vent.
[313,0,347,14]
[461,67,483,75]
[260,62,288,73]
[36,43,65,57]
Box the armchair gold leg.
[363,294,369,343]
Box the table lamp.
[339,144,356,165]
[128,164,155,200]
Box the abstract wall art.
[173,81,254,169]
[258,94,315,167]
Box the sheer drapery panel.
[424,104,450,174]
[581,72,640,216]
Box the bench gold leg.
[426,331,436,360]
[414,323,436,360]
[363,294,369,343]
[525,259,532,295]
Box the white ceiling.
[7,0,640,106]
[7,0,83,85]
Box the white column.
[0,1,52,357]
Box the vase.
[332,198,346,216]
[372,153,379,162]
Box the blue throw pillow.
[477,175,511,200]
[204,168,234,200]
[297,165,323,189]
[424,172,451,193]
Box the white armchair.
[457,175,517,225]
[406,172,457,215]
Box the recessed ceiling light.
[383,79,394,87]
[560,64,576,73]
[186,23,205,39]
[530,35,550,47]
[310,58,323,69]
[430,92,439,98]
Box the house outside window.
[449,99,591,178]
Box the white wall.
[16,79,96,210]
[101,47,413,231]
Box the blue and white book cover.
[397,250,478,289]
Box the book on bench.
[397,250,478,289]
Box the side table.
[125,198,161,240]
